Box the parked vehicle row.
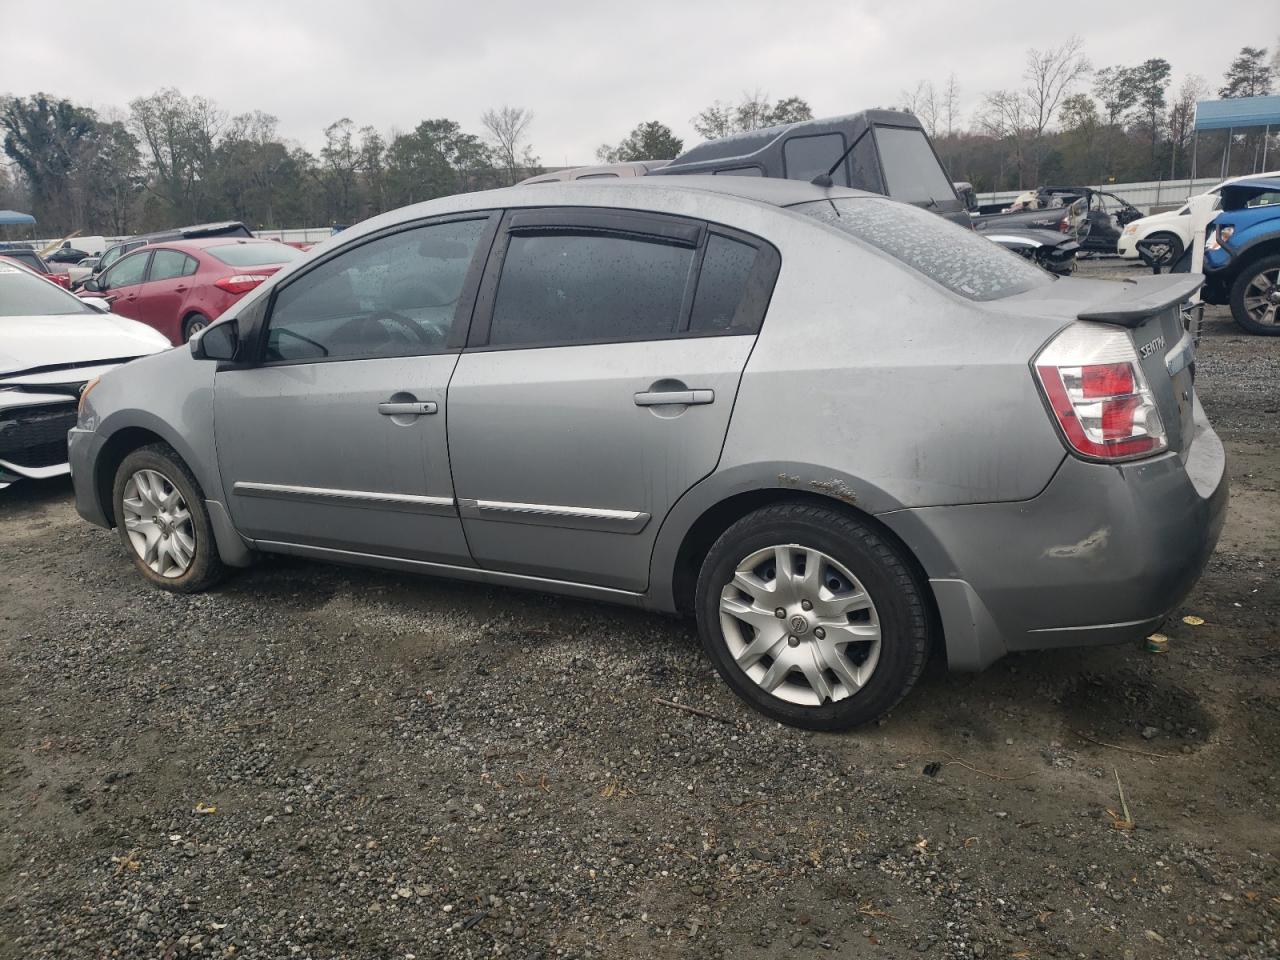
[1200,175,1280,335]
[77,237,303,344]
[0,259,168,489]
[0,245,72,288]
[66,176,1227,730]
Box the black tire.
[694,501,930,731]
[1145,231,1184,264]
[1229,254,1280,336]
[111,443,226,593]
[182,312,210,343]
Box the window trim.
[100,249,153,291]
[466,207,780,353]
[239,211,500,368]
[144,248,198,284]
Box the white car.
[1118,170,1280,260]
[0,260,169,490]
[67,256,100,288]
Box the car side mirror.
[190,320,239,361]
[82,297,112,313]
[82,277,102,292]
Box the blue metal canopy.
[1194,95,1280,131]
[0,210,36,226]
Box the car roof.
[148,237,289,253]
[499,174,875,208]
[1222,175,1280,192]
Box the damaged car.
[69,177,1226,730]
[0,259,168,490]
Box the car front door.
[447,208,780,591]
[140,248,199,343]
[213,213,497,563]
[96,250,152,321]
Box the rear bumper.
[881,401,1228,670]
[68,426,111,527]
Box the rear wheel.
[112,443,226,593]
[182,312,210,342]
[1229,255,1280,336]
[695,502,930,730]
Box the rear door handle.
[377,401,438,416]
[634,389,715,407]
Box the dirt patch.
[1,265,1278,959]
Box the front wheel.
[112,443,226,593]
[695,502,930,730]
[1229,255,1280,335]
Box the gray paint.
[70,176,1229,673]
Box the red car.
[78,238,303,343]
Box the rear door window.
[488,231,694,347]
[793,197,1051,301]
[148,249,197,282]
[689,234,761,334]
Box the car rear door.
[96,250,151,321]
[139,248,199,343]
[446,208,780,591]
[213,213,498,563]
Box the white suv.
[1118,170,1280,260]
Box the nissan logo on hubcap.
[789,614,809,635]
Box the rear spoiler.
[1077,274,1203,327]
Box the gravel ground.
[2,258,1278,959]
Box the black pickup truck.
[529,112,1081,275]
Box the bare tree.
[1167,74,1207,179]
[1023,36,1091,181]
[943,73,960,137]
[901,81,939,136]
[481,106,536,185]
[979,89,1034,188]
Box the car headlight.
[1124,225,1137,235]
[77,376,100,416]
[1217,225,1234,246]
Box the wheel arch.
[651,464,934,619]
[94,424,171,526]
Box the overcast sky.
[2,0,1275,163]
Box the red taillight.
[1034,324,1167,462]
[1080,362,1134,398]
[214,274,269,295]
[1057,215,1070,233]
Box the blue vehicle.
[1201,175,1280,335]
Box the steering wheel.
[330,310,438,350]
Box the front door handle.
[634,389,715,407]
[377,401,438,416]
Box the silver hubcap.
[719,544,881,706]
[1242,268,1280,328]
[122,469,195,578]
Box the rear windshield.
[0,263,94,317]
[873,126,958,207]
[206,242,303,267]
[792,197,1053,301]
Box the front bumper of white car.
[1116,231,1138,259]
[0,389,81,489]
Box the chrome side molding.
[457,498,650,534]
[232,481,457,516]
